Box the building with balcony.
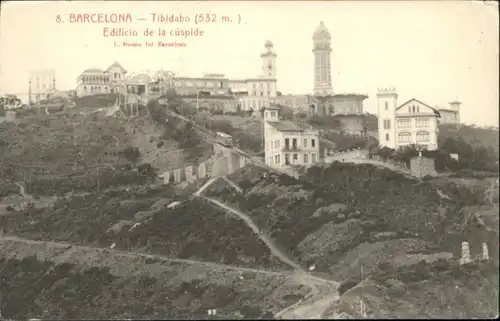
[29,69,56,103]
[263,106,320,173]
[377,87,442,151]
[75,61,127,97]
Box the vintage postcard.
[0,0,498,319]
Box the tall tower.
[448,100,461,126]
[313,21,333,96]
[261,40,277,79]
[377,87,398,149]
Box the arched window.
[416,131,430,142]
[398,132,412,143]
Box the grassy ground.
[0,240,308,320]
[1,184,289,271]
[329,259,498,318]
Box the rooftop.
[267,121,305,132]
[332,93,369,99]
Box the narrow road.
[203,194,341,319]
[192,176,341,319]
[0,235,289,277]
[201,196,304,271]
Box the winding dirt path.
[0,235,288,277]
[194,179,340,319]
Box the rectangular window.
[311,139,316,148]
[386,133,390,141]
[385,102,388,110]
[285,153,290,165]
[303,138,308,148]
[416,131,430,142]
[285,138,290,149]
[416,118,430,127]
[277,154,280,164]
[397,119,411,128]
[311,153,317,163]
[292,138,297,149]
[383,119,391,129]
[293,153,298,161]
[274,154,279,164]
[304,154,309,163]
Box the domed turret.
[313,21,331,41]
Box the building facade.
[275,94,316,114]
[228,41,278,111]
[75,62,127,97]
[173,73,230,96]
[29,69,56,103]
[438,101,461,126]
[313,21,333,96]
[377,87,441,151]
[182,94,239,114]
[263,107,320,172]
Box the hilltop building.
[263,106,320,174]
[277,22,368,119]
[75,62,127,97]
[377,87,441,151]
[437,101,461,126]
[228,40,278,111]
[29,69,56,103]
[313,21,333,96]
[275,94,317,114]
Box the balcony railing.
[282,146,300,152]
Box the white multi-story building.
[263,106,320,173]
[377,87,441,151]
[29,69,56,103]
[75,61,127,97]
[228,41,278,111]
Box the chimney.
[460,241,471,265]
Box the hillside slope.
[201,163,498,317]
[1,185,289,271]
[0,239,308,320]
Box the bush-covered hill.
[203,163,498,317]
[1,185,288,271]
[330,258,498,318]
[203,163,491,278]
[439,123,499,158]
[0,250,306,320]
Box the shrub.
[338,279,360,295]
[121,146,141,163]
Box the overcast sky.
[0,1,498,126]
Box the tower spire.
[313,21,333,96]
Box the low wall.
[159,147,249,185]
[410,156,437,178]
[324,149,369,163]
